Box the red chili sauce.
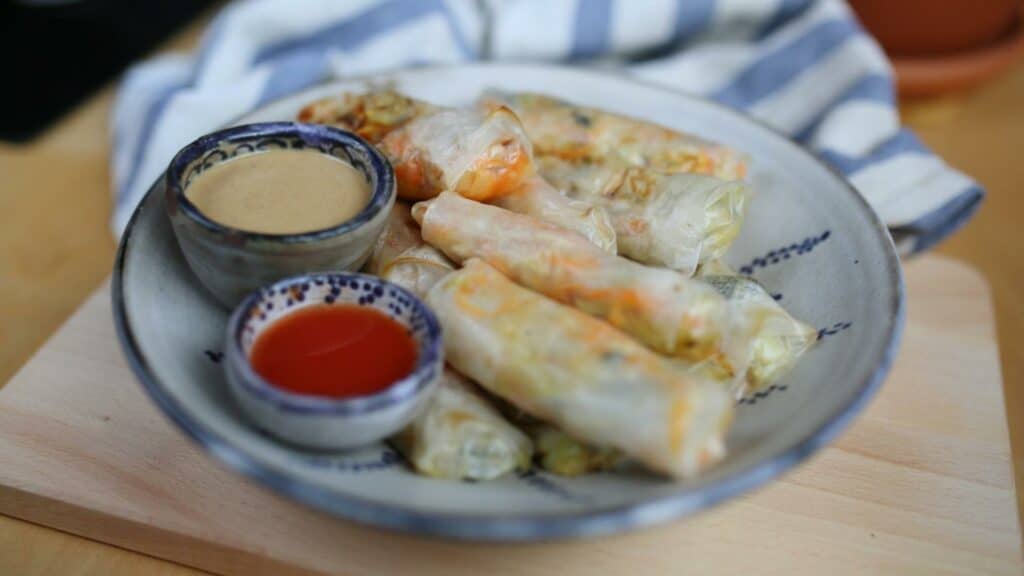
[250,304,417,399]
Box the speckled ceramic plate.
[113,64,904,541]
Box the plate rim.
[112,62,905,541]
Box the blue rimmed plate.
[113,64,903,541]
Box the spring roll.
[298,90,617,251]
[482,92,747,181]
[519,419,622,477]
[697,260,818,393]
[392,368,533,480]
[427,259,733,479]
[381,106,617,251]
[480,92,751,270]
[492,175,617,253]
[297,89,437,143]
[532,426,622,477]
[300,90,532,201]
[485,396,623,477]
[380,106,532,201]
[366,203,455,297]
[414,192,743,369]
[368,204,533,480]
[537,160,750,273]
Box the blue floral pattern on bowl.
[224,272,443,450]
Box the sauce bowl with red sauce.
[224,272,443,450]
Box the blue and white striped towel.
[112,0,983,253]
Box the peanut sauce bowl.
[224,272,444,450]
[165,122,396,308]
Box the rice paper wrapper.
[297,89,437,143]
[392,369,533,481]
[494,175,617,254]
[698,261,818,394]
[427,258,733,479]
[529,423,623,477]
[366,202,455,298]
[416,192,752,373]
[539,158,750,273]
[481,91,748,182]
[381,106,534,201]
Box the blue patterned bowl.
[165,122,396,307]
[224,272,443,450]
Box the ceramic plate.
[113,64,904,541]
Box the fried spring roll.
[297,89,437,143]
[414,192,742,368]
[426,259,732,479]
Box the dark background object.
[0,0,213,143]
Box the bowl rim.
[113,63,905,541]
[224,272,443,415]
[165,121,396,245]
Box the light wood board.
[0,255,1019,575]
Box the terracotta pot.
[850,0,1020,56]
[850,0,1024,96]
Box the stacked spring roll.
[369,203,620,478]
[381,106,531,201]
[483,92,752,273]
[413,192,748,372]
[428,259,733,479]
[302,90,818,482]
[299,90,617,252]
[367,205,532,480]
[366,202,455,297]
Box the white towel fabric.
[111,0,982,253]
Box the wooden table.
[1,15,1022,575]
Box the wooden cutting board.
[0,255,1019,575]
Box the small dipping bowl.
[166,122,396,307]
[224,273,443,450]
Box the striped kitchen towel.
[111,0,983,253]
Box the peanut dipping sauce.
[185,150,371,234]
